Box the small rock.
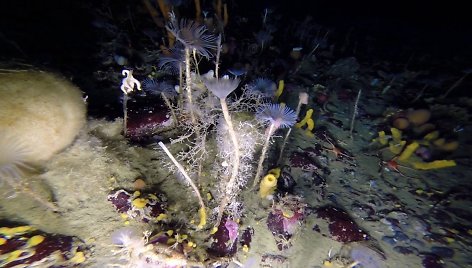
[422,254,444,268]
[430,246,454,258]
[382,236,396,245]
[409,238,425,248]
[393,245,418,255]
[394,231,409,241]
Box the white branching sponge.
[215,119,260,219]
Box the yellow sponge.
[398,142,419,161]
[197,207,206,229]
[413,160,456,170]
[275,80,284,99]
[259,174,277,198]
[390,128,402,142]
[375,131,388,145]
[389,140,406,155]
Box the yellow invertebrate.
[27,235,45,247]
[259,173,277,198]
[275,80,284,99]
[390,127,402,142]
[156,213,167,221]
[412,160,456,170]
[376,130,388,145]
[131,198,148,208]
[398,142,419,161]
[295,109,315,137]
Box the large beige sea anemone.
[0,70,86,180]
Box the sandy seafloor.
[1,77,472,268]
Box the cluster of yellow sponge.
[373,127,457,170]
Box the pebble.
[422,254,444,268]
[393,245,418,255]
[409,238,425,248]
[430,246,454,258]
[386,211,409,223]
[382,236,396,245]
[408,216,431,236]
[351,203,375,219]
[394,231,409,241]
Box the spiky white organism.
[120,70,142,136]
[110,227,200,267]
[120,70,142,95]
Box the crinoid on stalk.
[166,13,217,59]
[142,78,176,97]
[277,92,308,165]
[158,47,185,76]
[253,103,297,187]
[255,30,273,51]
[247,78,277,98]
[141,78,178,124]
[165,12,217,127]
[203,75,241,227]
[158,47,185,107]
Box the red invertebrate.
[379,157,416,179]
[319,133,356,165]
